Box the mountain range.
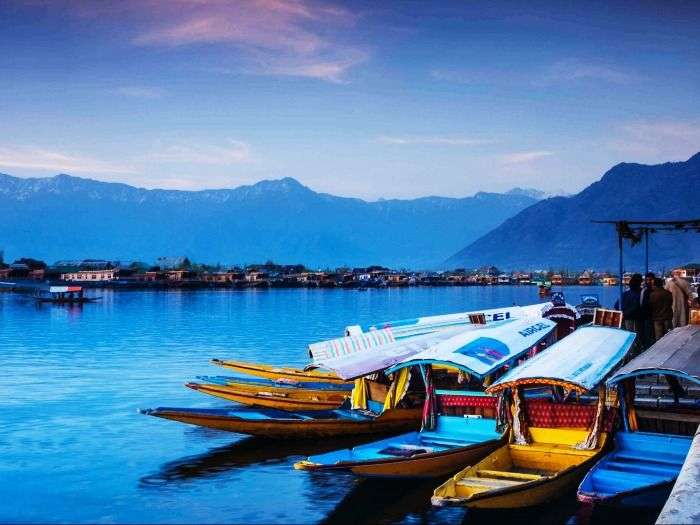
[447,152,700,270]
[0,173,540,268]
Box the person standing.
[639,272,656,348]
[614,273,643,355]
[665,269,692,328]
[650,277,673,341]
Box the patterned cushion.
[438,395,497,409]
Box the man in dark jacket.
[639,272,656,348]
[649,277,673,342]
[616,273,643,353]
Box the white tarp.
[354,303,548,340]
[488,326,636,393]
[386,317,557,379]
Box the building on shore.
[61,268,117,282]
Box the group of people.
[618,269,698,351]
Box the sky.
[0,0,699,199]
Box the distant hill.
[0,173,540,268]
[446,152,700,271]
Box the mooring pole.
[618,225,624,308]
[644,228,649,275]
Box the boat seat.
[604,461,680,477]
[457,477,523,488]
[614,453,684,466]
[477,469,543,481]
[510,442,594,456]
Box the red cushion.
[438,395,497,409]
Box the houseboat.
[578,272,593,285]
[34,286,97,304]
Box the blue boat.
[294,317,558,477]
[577,324,700,507]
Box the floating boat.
[142,323,500,438]
[294,317,558,477]
[208,304,550,387]
[186,375,352,411]
[431,326,635,509]
[577,324,700,508]
[140,403,423,439]
[210,359,349,384]
[34,285,99,304]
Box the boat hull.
[140,406,422,439]
[211,359,348,384]
[186,381,348,411]
[432,429,607,509]
[315,437,504,478]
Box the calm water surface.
[2,286,653,524]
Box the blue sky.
[0,0,698,199]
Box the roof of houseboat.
[486,326,635,394]
[608,324,700,386]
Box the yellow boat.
[185,380,350,411]
[432,428,607,508]
[432,326,636,509]
[211,359,348,384]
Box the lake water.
[0,286,655,524]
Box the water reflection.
[141,435,378,487]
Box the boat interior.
[579,431,691,499]
[436,427,602,501]
[302,393,503,465]
[433,394,612,503]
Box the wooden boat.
[186,375,352,411]
[143,323,496,439]
[207,304,548,387]
[140,404,422,439]
[210,359,349,384]
[34,285,98,304]
[577,324,700,507]
[294,317,558,478]
[431,326,636,508]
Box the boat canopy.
[311,325,480,380]
[487,326,635,394]
[608,324,700,386]
[383,317,557,379]
[356,304,548,340]
[48,286,82,293]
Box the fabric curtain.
[421,366,438,431]
[511,387,531,445]
[495,390,512,434]
[351,378,368,410]
[382,368,411,412]
[576,384,606,450]
[623,379,638,431]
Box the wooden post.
[618,224,624,309]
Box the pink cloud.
[62,0,365,82]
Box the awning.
[312,325,478,380]
[608,324,700,386]
[48,286,82,293]
[487,326,635,394]
[355,303,548,340]
[385,317,557,379]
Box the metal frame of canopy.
[591,219,700,307]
